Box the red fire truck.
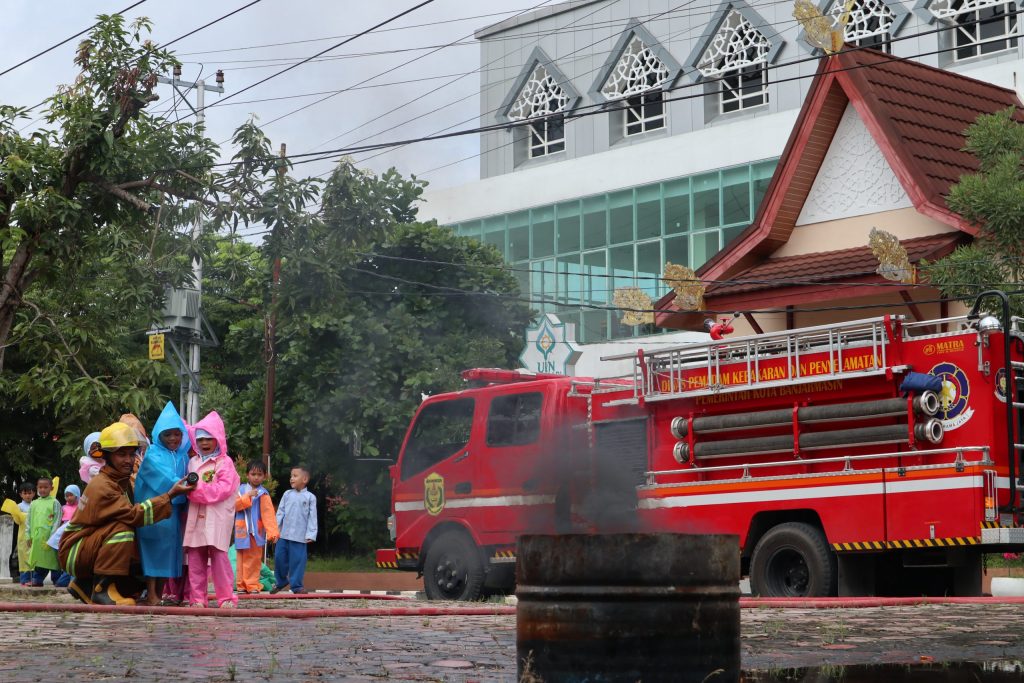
[376,293,1024,599]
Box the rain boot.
[67,578,94,605]
[92,577,136,606]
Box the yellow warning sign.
[148,333,165,361]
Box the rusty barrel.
[516,533,740,683]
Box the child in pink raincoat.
[183,411,240,608]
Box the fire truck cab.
[377,295,1024,600]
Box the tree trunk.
[0,239,36,371]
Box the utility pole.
[262,143,286,471]
[156,66,224,424]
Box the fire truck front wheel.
[750,522,836,598]
[423,532,485,601]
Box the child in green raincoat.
[27,477,62,586]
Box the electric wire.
[0,0,148,79]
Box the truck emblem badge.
[930,362,973,431]
[995,368,1007,403]
[424,472,445,516]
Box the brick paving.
[0,584,1023,681]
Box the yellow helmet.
[98,422,139,451]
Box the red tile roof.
[839,48,1024,207]
[706,233,965,297]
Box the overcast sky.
[0,0,537,193]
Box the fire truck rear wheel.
[423,532,485,601]
[750,522,836,598]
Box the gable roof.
[654,47,1024,326]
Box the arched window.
[833,0,896,50]
[930,0,1019,61]
[698,11,771,114]
[508,64,570,158]
[600,35,671,136]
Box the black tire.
[750,522,836,598]
[423,532,485,601]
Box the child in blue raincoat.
[135,402,191,605]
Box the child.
[48,484,80,589]
[183,411,240,608]
[3,482,36,585]
[270,465,317,595]
[234,461,280,593]
[136,402,192,606]
[79,432,104,483]
[27,477,62,586]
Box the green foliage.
[923,107,1024,312]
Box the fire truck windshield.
[400,398,475,479]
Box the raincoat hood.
[64,484,81,499]
[82,432,101,458]
[189,411,228,460]
[152,402,192,458]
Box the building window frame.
[698,10,772,116]
[507,61,571,160]
[601,35,671,137]
[931,0,1020,61]
[719,64,768,114]
[834,0,896,50]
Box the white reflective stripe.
[395,494,555,513]
[446,494,555,509]
[639,482,884,509]
[640,475,986,510]
[885,475,982,494]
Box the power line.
[0,0,149,79]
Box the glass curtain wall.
[453,158,778,342]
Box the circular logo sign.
[930,362,974,431]
[995,368,1008,403]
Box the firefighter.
[59,422,196,605]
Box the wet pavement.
[1,583,1024,681]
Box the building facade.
[420,0,1023,343]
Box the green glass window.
[508,211,530,262]
[664,178,690,235]
[636,241,662,299]
[582,309,609,343]
[557,255,582,304]
[483,216,506,256]
[723,224,747,246]
[665,235,689,268]
[583,250,607,304]
[636,184,661,240]
[692,230,721,268]
[721,166,751,225]
[609,244,634,291]
[556,201,581,255]
[458,220,482,241]
[583,196,607,250]
[609,190,634,245]
[513,262,530,295]
[692,172,720,231]
[531,206,555,259]
[752,160,775,214]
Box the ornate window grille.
[832,0,895,50]
[930,0,1019,60]
[601,35,671,136]
[508,64,569,158]
[698,11,771,114]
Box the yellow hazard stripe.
[375,561,399,569]
[981,521,1001,529]
[833,537,980,551]
[66,539,82,577]
[492,550,516,559]
[141,500,154,526]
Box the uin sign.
[519,314,581,375]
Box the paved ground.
[1,584,1024,681]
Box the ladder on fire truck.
[603,316,905,406]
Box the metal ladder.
[604,316,902,405]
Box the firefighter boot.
[67,578,94,605]
[92,577,136,606]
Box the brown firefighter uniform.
[59,467,172,579]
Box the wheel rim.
[432,553,467,599]
[764,547,810,597]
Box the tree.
[922,107,1024,312]
[203,161,532,554]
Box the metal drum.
[516,533,740,683]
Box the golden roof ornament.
[663,262,705,311]
[869,227,915,283]
[793,0,853,54]
[613,287,655,326]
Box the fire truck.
[376,292,1024,599]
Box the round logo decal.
[995,368,1008,403]
[930,362,974,431]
